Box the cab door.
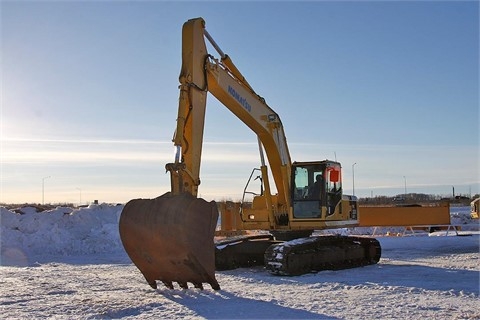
[291,163,326,219]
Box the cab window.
[292,164,325,218]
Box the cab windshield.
[292,162,342,219]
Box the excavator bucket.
[119,192,220,290]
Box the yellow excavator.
[471,198,479,219]
[119,18,381,291]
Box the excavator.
[471,198,479,219]
[119,17,381,291]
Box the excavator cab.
[291,161,343,219]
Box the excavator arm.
[167,18,291,219]
[119,17,292,291]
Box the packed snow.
[1,204,478,319]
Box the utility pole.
[352,163,357,196]
[403,176,407,200]
[42,176,51,205]
[76,188,82,206]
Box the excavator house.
[119,18,381,291]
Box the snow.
[1,205,479,319]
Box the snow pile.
[450,205,477,229]
[1,204,124,266]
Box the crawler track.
[264,235,381,275]
[215,234,279,270]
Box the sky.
[1,1,479,204]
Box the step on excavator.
[119,17,381,291]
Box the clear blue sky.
[1,1,478,204]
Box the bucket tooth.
[119,192,220,290]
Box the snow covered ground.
[1,204,479,319]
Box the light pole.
[42,176,51,205]
[352,163,357,196]
[76,188,82,206]
[403,176,407,200]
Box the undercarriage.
[215,233,381,275]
